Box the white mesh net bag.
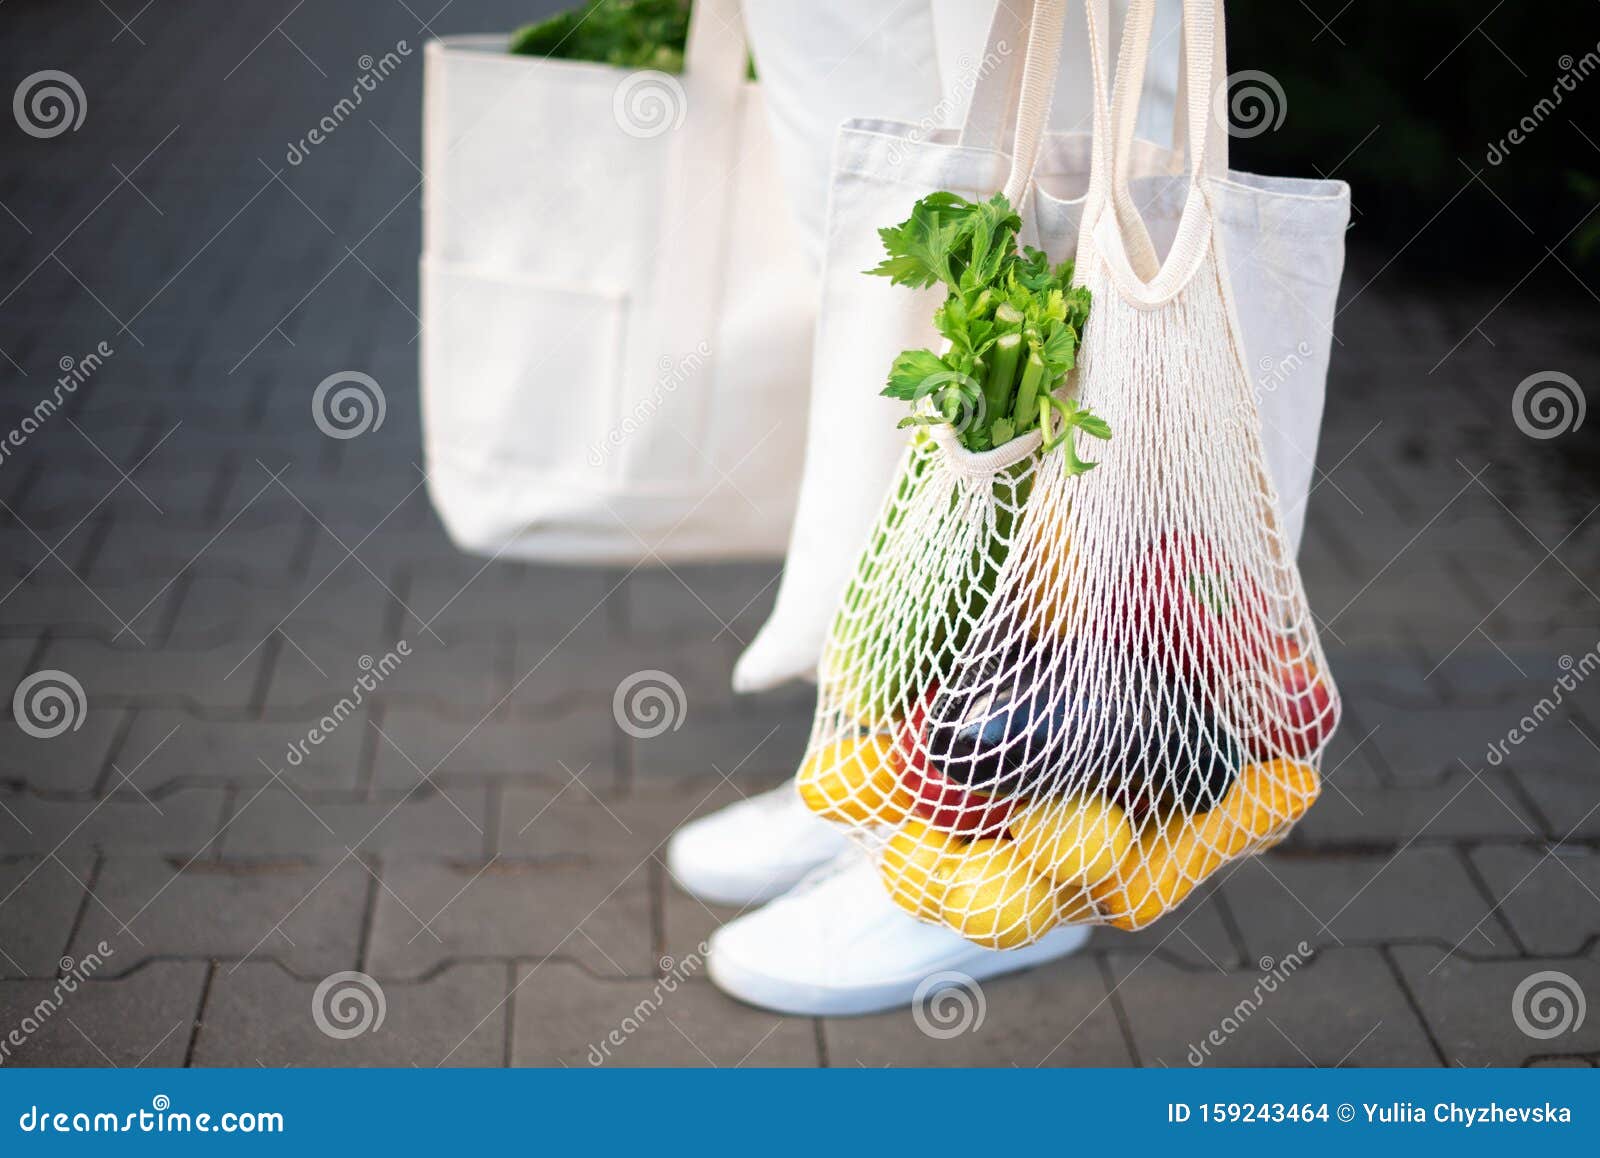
[795,0,1340,948]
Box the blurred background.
[0,0,1597,1068]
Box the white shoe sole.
[663,849,809,909]
[708,922,1092,1017]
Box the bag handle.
[961,0,1118,205]
[1079,0,1226,303]
[627,0,748,483]
[957,0,1037,153]
[988,0,1160,268]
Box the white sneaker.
[665,779,849,907]
[707,849,1091,1016]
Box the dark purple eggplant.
[922,648,1240,811]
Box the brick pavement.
[1,0,1597,1067]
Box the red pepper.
[896,689,1014,837]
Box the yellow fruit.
[1010,795,1135,890]
[1206,759,1322,853]
[879,821,965,919]
[1055,886,1097,925]
[934,840,1060,949]
[1248,759,1321,826]
[1092,761,1323,932]
[1089,828,1196,932]
[796,735,912,825]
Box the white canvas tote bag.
[735,0,1348,693]
[421,0,815,564]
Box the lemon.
[795,735,912,825]
[1010,795,1134,890]
[879,821,964,919]
[1090,761,1322,932]
[934,839,1060,949]
[1089,829,1192,932]
[1204,758,1321,853]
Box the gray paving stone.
[1390,944,1600,1066]
[86,511,307,581]
[35,638,266,710]
[825,954,1135,1067]
[70,856,368,976]
[0,576,177,641]
[0,855,92,979]
[114,709,367,792]
[166,574,396,646]
[1362,703,1549,783]
[407,560,618,642]
[1218,847,1501,957]
[1430,639,1600,707]
[300,521,468,582]
[1469,844,1600,958]
[496,784,687,864]
[0,638,42,693]
[264,632,507,713]
[0,789,226,857]
[1089,877,1245,971]
[1505,740,1600,840]
[505,635,740,715]
[1298,698,1390,787]
[0,708,127,793]
[194,960,505,1067]
[1294,766,1540,844]
[17,466,223,532]
[512,962,815,1067]
[369,704,619,790]
[1110,946,1438,1066]
[219,786,489,858]
[630,703,811,784]
[366,859,654,979]
[661,880,740,973]
[0,960,206,1067]
[621,562,783,646]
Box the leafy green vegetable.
[868,192,1108,471]
[509,0,690,73]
